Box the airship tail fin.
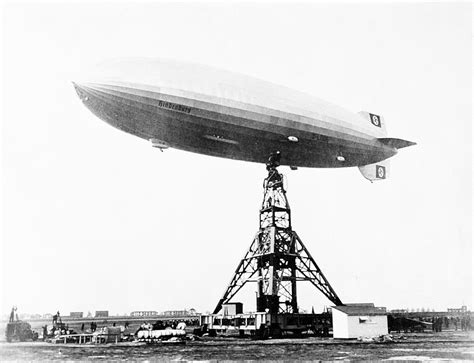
[378,137,417,150]
[358,111,387,136]
[358,159,390,182]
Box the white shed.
[332,303,388,339]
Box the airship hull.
[74,71,397,168]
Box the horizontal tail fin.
[359,159,390,182]
[378,138,417,149]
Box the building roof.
[332,303,387,316]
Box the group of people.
[137,319,193,332]
[431,317,444,332]
[431,315,472,332]
[41,323,72,340]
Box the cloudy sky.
[1,2,471,316]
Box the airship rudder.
[355,111,416,181]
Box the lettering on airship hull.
[158,100,192,114]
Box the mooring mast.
[213,152,343,316]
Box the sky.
[1,2,472,317]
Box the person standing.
[9,306,17,323]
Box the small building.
[130,311,158,317]
[161,310,189,316]
[95,310,109,318]
[332,303,388,339]
[69,312,83,318]
[448,306,468,313]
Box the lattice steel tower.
[213,152,343,316]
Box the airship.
[73,58,415,181]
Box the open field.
[1,331,472,361]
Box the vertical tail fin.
[358,111,387,137]
[358,159,390,182]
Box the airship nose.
[72,82,90,102]
[71,80,126,133]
